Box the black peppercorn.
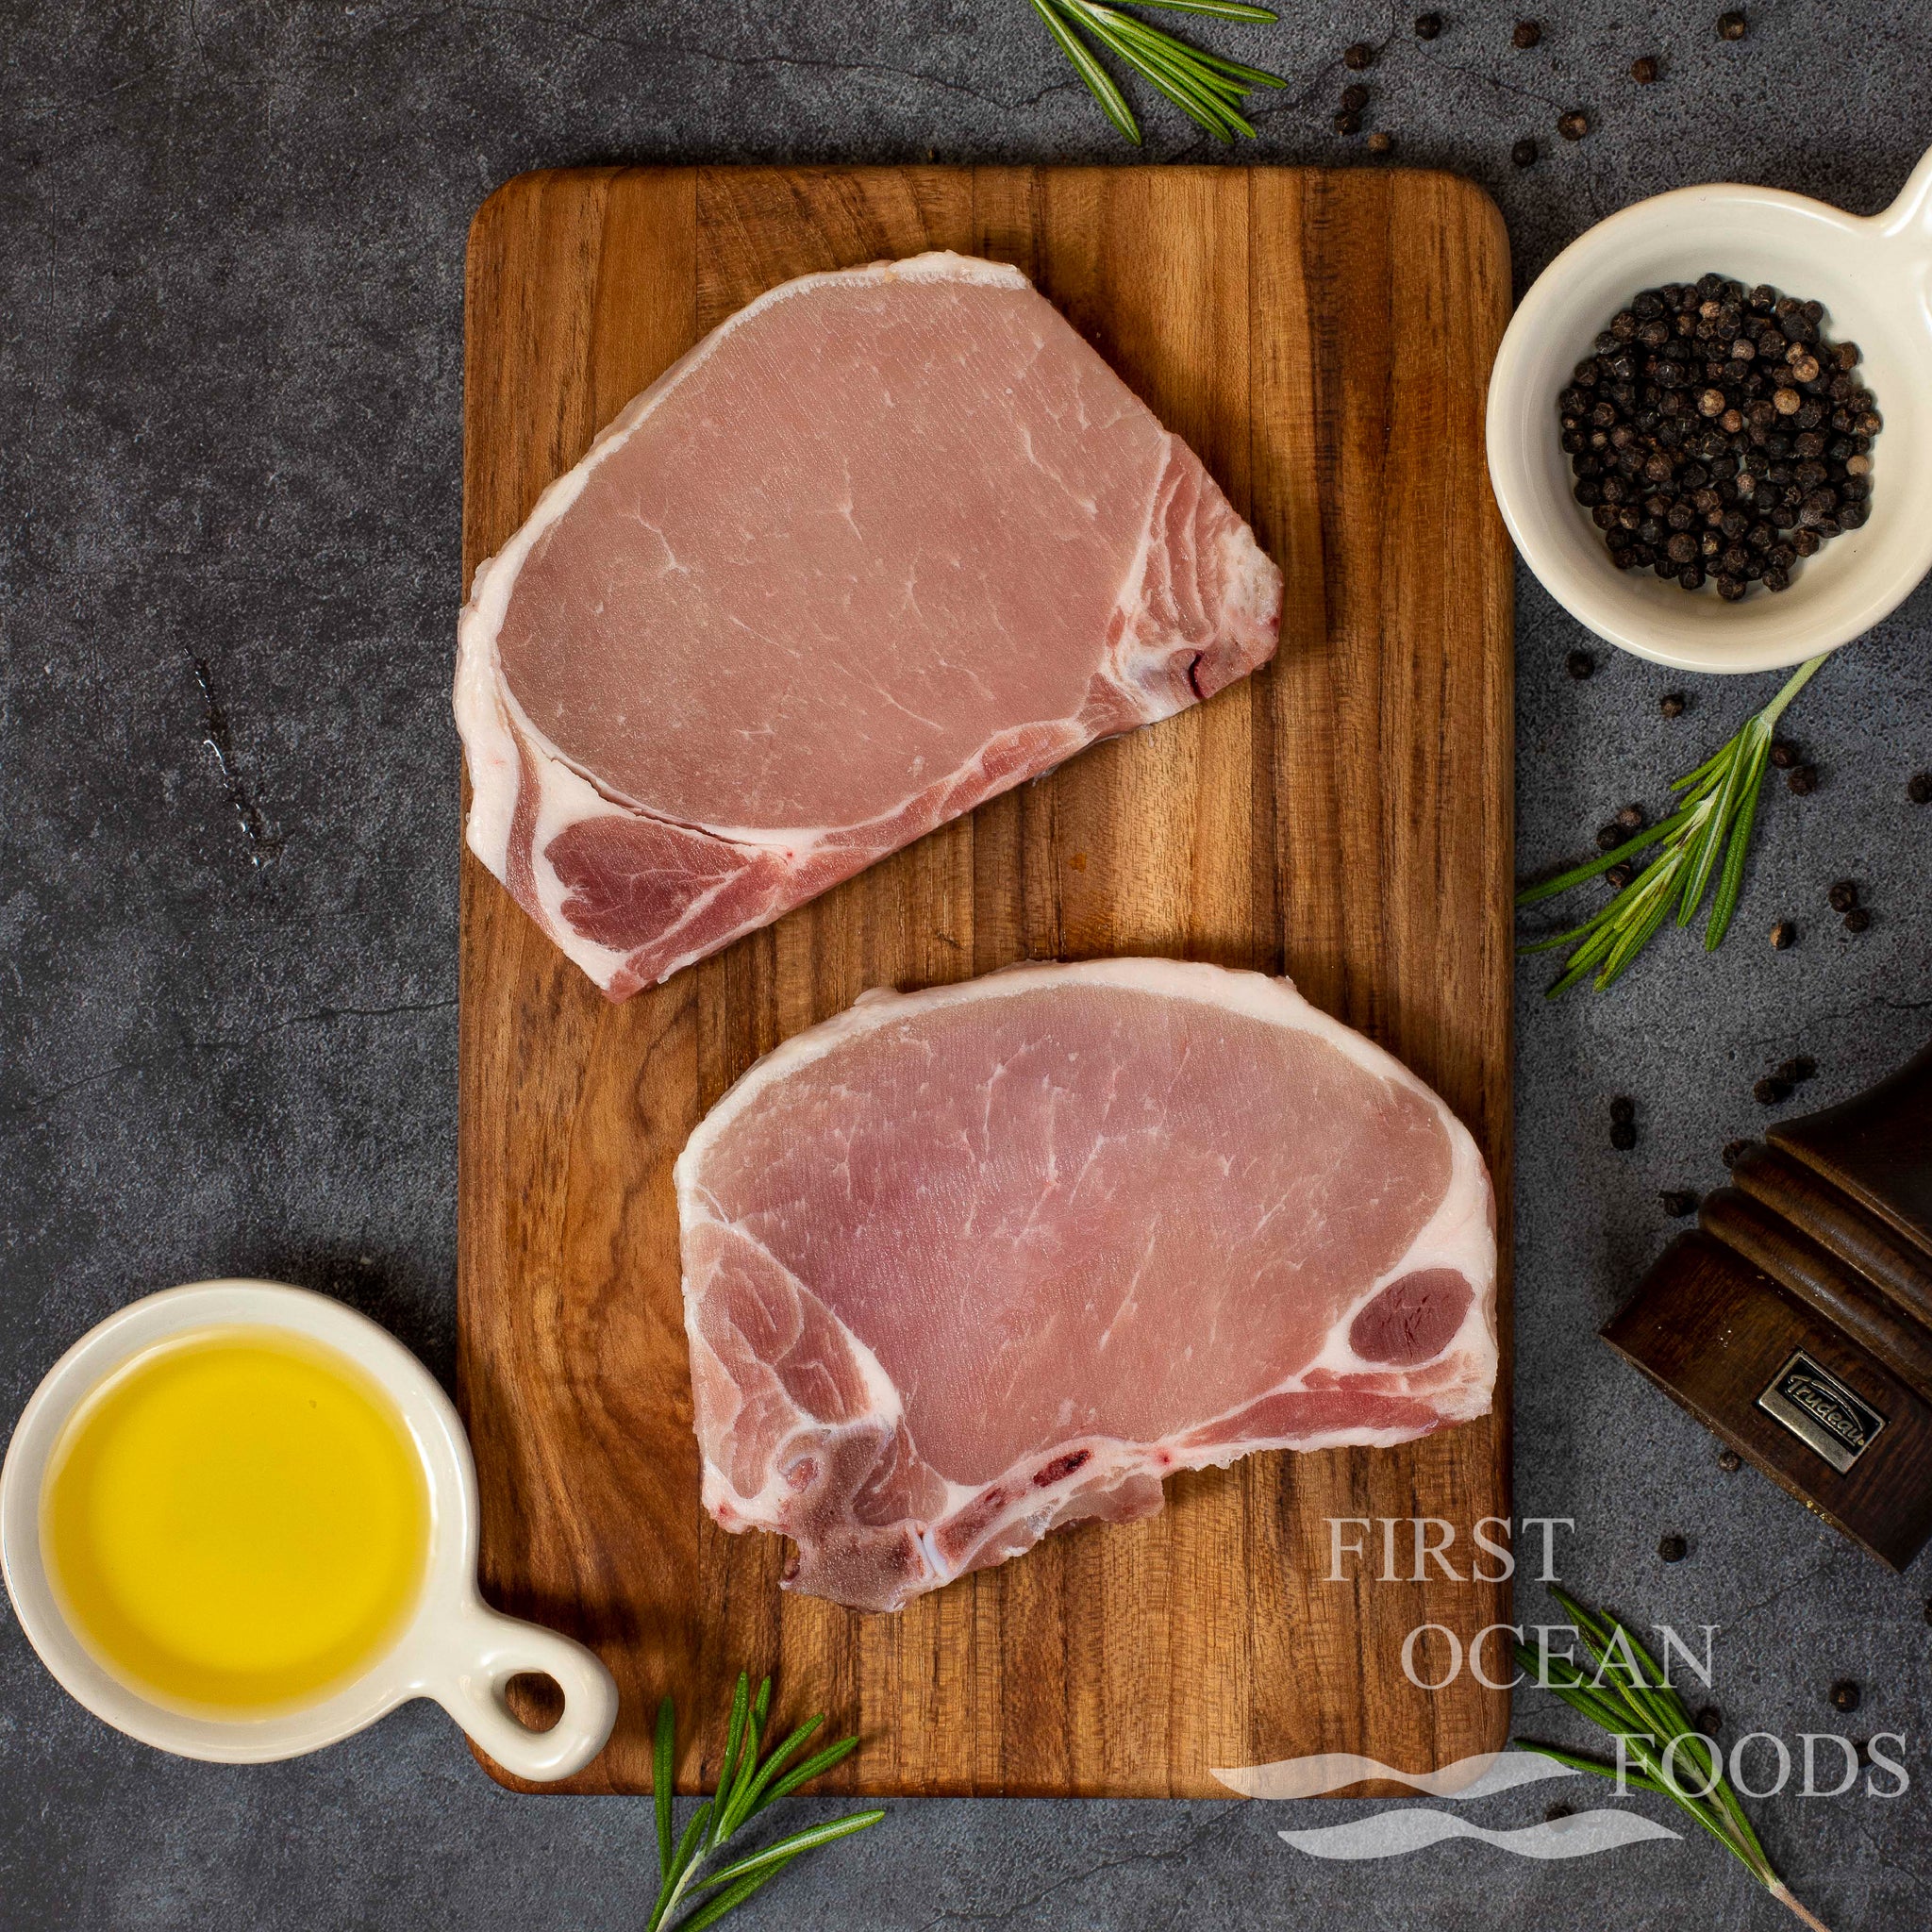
[1908,773,1932,805]
[1843,907,1872,933]
[1341,82,1369,111]
[1830,1680,1861,1714]
[1696,1704,1724,1735]
[1718,1448,1742,1473]
[1754,1075,1791,1105]
[1774,1055,1817,1084]
[1557,109,1589,141]
[1660,691,1687,717]
[1787,762,1819,794]
[1722,1139,1750,1168]
[1717,8,1746,38]
[1631,54,1658,83]
[1344,40,1374,68]
[1594,822,1624,852]
[1609,1095,1636,1125]
[1415,10,1442,36]
[1512,137,1538,166]
[1367,130,1394,154]
[1658,1533,1688,1562]
[1769,739,1798,768]
[1610,1121,1637,1150]
[1769,919,1796,950]
[1512,18,1541,46]
[1661,1189,1698,1217]
[1334,109,1362,134]
[1566,648,1594,679]
[1827,879,1857,912]
[1614,803,1644,831]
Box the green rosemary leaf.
[1029,0,1141,142]
[1129,0,1277,19]
[1515,803,1697,907]
[1510,1739,1668,1794]
[1706,755,1767,949]
[1061,4,1247,140]
[763,1732,863,1806]
[698,1810,889,1893]
[709,1674,752,1848]
[675,1857,800,1932]
[724,1715,826,1835]
[654,1698,676,1879]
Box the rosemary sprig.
[1027,0,1287,145]
[1516,653,1827,995]
[1514,1585,1833,1930]
[644,1674,884,1932]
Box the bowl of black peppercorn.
[1487,140,1932,675]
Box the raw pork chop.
[675,958,1497,1613]
[456,254,1281,1000]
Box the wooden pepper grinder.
[1604,1038,1932,1569]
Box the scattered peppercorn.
[1788,763,1819,794]
[1609,1095,1636,1124]
[1344,40,1374,68]
[1660,691,1687,717]
[1718,1447,1742,1472]
[1557,109,1589,141]
[1631,55,1658,83]
[1827,879,1858,912]
[1557,275,1881,596]
[1722,1138,1751,1168]
[1610,1121,1638,1151]
[1754,1074,1792,1105]
[1341,82,1369,111]
[1512,19,1541,47]
[1334,110,1362,134]
[1658,1533,1688,1562]
[1908,773,1932,805]
[1544,1802,1573,1823]
[1614,802,1645,831]
[1512,137,1538,167]
[1595,822,1624,852]
[1844,906,1872,933]
[1566,648,1595,679]
[1829,1679,1861,1714]
[1717,8,1747,39]
[1415,11,1442,37]
[1661,1189,1698,1216]
[1605,862,1634,890]
[1368,130,1394,154]
[1770,740,1799,769]
[1770,918,1796,949]
[1696,1704,1723,1735]
[1775,1055,1817,1083]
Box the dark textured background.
[3,4,1929,1925]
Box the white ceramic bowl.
[1488,142,1932,675]
[0,1281,618,1779]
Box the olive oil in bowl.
[40,1327,430,1716]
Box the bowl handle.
[425,1596,619,1782]
[1876,140,1932,254]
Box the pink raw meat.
[456,254,1282,999]
[675,959,1498,1613]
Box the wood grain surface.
[457,165,1514,1797]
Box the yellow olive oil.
[41,1327,430,1715]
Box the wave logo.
[1209,1750,1681,1862]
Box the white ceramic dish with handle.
[0,1279,618,1780]
[1488,141,1932,675]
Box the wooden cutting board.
[458,165,1514,1798]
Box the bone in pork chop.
[675,958,1497,1613]
[455,254,1282,1000]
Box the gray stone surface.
[3,3,1929,1926]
